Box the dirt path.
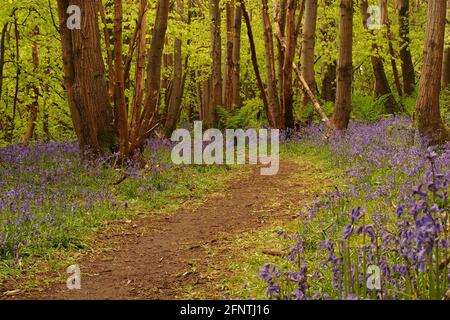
[5,159,328,300]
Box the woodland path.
[5,159,328,300]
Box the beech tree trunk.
[207,0,222,128]
[57,0,115,154]
[381,0,403,97]
[240,0,270,125]
[441,0,450,89]
[332,0,353,130]
[361,0,399,114]
[415,0,449,145]
[320,0,336,103]
[301,0,318,106]
[280,0,297,128]
[0,22,8,102]
[113,0,129,156]
[129,0,148,144]
[224,1,235,109]
[397,0,416,96]
[141,0,170,124]
[261,0,282,128]
[165,0,185,135]
[23,27,40,146]
[231,4,242,108]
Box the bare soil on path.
[2,159,328,299]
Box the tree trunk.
[165,0,185,135]
[415,0,449,145]
[23,27,40,146]
[301,0,318,106]
[231,4,242,108]
[332,0,353,130]
[261,0,282,128]
[129,0,148,144]
[224,1,235,109]
[397,0,416,95]
[240,0,271,125]
[361,0,399,114]
[113,0,129,156]
[57,0,115,154]
[136,0,170,148]
[320,0,336,103]
[0,22,8,102]
[275,0,288,94]
[381,0,403,97]
[281,0,297,128]
[207,0,222,128]
[441,0,450,89]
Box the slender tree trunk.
[240,0,271,125]
[224,1,235,109]
[381,0,403,97]
[397,0,416,95]
[361,0,399,114]
[281,0,297,128]
[165,0,185,135]
[207,0,222,128]
[320,0,336,102]
[441,0,450,89]
[415,0,449,144]
[57,0,115,154]
[98,0,115,102]
[301,0,318,106]
[12,14,20,141]
[332,0,353,130]
[23,27,40,146]
[0,22,8,102]
[231,4,242,108]
[261,0,282,128]
[275,0,288,93]
[113,0,128,156]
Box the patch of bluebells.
[262,117,450,299]
[0,138,175,263]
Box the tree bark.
[261,0,282,128]
[281,0,297,128]
[224,1,235,109]
[231,4,242,108]
[23,27,40,146]
[441,0,450,89]
[57,0,115,154]
[320,0,336,103]
[0,22,8,102]
[415,0,449,145]
[301,0,318,106]
[332,0,353,130]
[240,0,271,125]
[113,0,129,156]
[207,0,222,128]
[130,0,148,144]
[137,0,170,148]
[397,0,416,95]
[165,0,185,135]
[381,0,403,97]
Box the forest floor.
[1,156,333,299]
